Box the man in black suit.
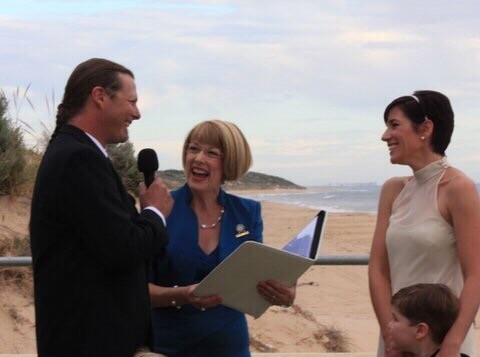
[30,58,173,357]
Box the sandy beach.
[247,200,378,353]
[1,194,479,354]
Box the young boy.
[389,283,469,357]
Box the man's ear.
[415,322,429,340]
[91,86,107,108]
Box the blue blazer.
[150,184,263,354]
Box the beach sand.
[1,195,479,353]
[247,200,378,353]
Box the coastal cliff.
[157,169,305,190]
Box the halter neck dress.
[379,158,475,356]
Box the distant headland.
[157,169,305,191]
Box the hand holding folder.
[193,211,327,318]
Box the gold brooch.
[235,223,249,238]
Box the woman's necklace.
[199,207,225,229]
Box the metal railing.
[0,257,33,267]
[0,255,369,267]
[315,255,369,265]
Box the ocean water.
[239,183,480,214]
[239,184,382,213]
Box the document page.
[193,241,314,318]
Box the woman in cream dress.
[369,91,480,357]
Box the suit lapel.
[59,125,137,215]
[106,158,137,215]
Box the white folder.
[193,211,327,318]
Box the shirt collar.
[84,132,108,158]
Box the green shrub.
[0,92,27,196]
[106,141,142,195]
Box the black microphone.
[137,148,159,188]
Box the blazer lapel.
[59,124,137,215]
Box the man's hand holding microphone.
[138,148,173,220]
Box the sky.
[2,0,480,186]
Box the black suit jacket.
[30,125,168,357]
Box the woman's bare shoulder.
[443,166,477,194]
[382,176,410,194]
[378,176,410,207]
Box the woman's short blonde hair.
[182,120,252,181]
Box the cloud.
[337,30,421,46]
[3,1,480,185]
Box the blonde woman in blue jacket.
[149,120,296,356]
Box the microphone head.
[137,148,159,173]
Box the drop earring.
[420,136,425,141]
